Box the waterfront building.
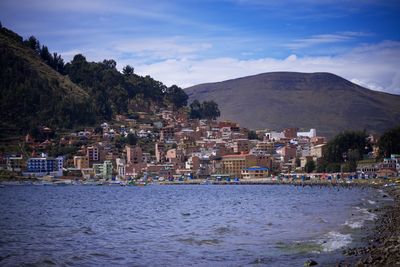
[25,155,63,177]
[116,158,126,179]
[241,166,270,179]
[93,161,113,179]
[73,156,89,170]
[7,155,23,172]
[356,160,378,178]
[221,153,257,178]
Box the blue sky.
[1,0,400,93]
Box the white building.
[265,131,285,141]
[297,129,317,138]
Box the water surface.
[0,185,385,266]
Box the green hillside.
[0,26,188,138]
[0,27,94,134]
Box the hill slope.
[186,72,400,136]
[0,27,95,135]
[0,26,189,138]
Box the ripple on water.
[177,237,222,246]
[0,185,382,266]
[214,226,234,235]
[250,257,274,265]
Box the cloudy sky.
[1,0,400,93]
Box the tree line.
[316,126,400,173]
[189,100,221,120]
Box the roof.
[222,153,250,158]
[245,166,270,171]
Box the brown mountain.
[185,72,400,137]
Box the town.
[1,106,399,186]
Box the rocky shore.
[340,185,400,267]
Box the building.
[7,155,23,172]
[155,142,166,163]
[279,145,297,162]
[93,161,113,179]
[250,142,275,155]
[160,126,175,141]
[297,129,317,138]
[241,166,270,179]
[185,156,200,171]
[356,160,378,178]
[231,139,250,154]
[221,154,257,178]
[283,128,298,139]
[265,131,285,141]
[25,155,63,177]
[116,158,126,179]
[86,146,99,164]
[73,156,89,170]
[310,144,326,158]
[126,145,143,164]
[377,158,398,178]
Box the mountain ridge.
[185,72,400,137]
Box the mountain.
[186,72,400,137]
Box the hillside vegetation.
[0,27,94,134]
[186,72,400,137]
[0,26,188,137]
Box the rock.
[304,259,318,266]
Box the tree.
[248,130,258,140]
[115,136,127,150]
[52,52,65,74]
[127,133,138,146]
[40,45,52,64]
[304,160,315,173]
[189,100,203,119]
[25,36,40,53]
[123,65,134,76]
[326,163,341,173]
[165,85,188,109]
[323,130,370,163]
[378,125,400,158]
[342,161,357,172]
[202,100,220,120]
[295,157,301,168]
[102,59,117,69]
[72,54,87,62]
[94,126,103,135]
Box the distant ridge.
[186,72,400,137]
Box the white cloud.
[285,32,370,49]
[113,38,212,60]
[129,41,400,95]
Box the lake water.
[0,185,387,266]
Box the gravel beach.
[339,185,400,267]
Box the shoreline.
[340,185,400,266]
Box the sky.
[1,0,400,94]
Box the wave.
[343,207,377,229]
[321,231,352,252]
